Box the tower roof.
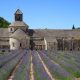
[15,9,23,14]
[9,21,29,27]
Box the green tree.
[0,17,10,28]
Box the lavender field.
[0,49,80,80]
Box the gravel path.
[36,51,55,80]
[30,55,34,80]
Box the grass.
[0,52,4,55]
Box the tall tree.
[72,24,75,29]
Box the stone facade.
[0,9,80,51]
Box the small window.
[12,43,15,47]
[10,28,14,32]
[20,43,22,47]
[10,28,12,31]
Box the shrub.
[74,71,80,78]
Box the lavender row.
[0,50,25,80]
[45,50,80,69]
[13,50,31,80]
[0,50,21,68]
[64,51,80,62]
[43,50,80,78]
[0,50,17,59]
[52,50,80,69]
[38,51,74,80]
[32,51,51,80]
[56,51,80,62]
[44,50,80,76]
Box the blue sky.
[0,0,80,29]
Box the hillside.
[0,17,10,28]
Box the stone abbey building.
[0,9,80,51]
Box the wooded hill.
[0,17,10,28]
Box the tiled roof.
[0,28,80,42]
[9,21,29,27]
[10,29,29,40]
[33,29,80,38]
[15,9,23,14]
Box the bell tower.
[15,9,23,21]
[9,9,29,33]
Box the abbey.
[0,9,80,51]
